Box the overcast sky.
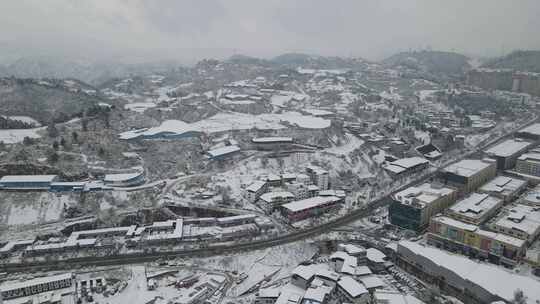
[1,0,539,63]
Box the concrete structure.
[245,180,267,203]
[389,183,457,231]
[252,137,294,150]
[397,241,540,304]
[516,123,540,140]
[484,139,532,169]
[335,276,370,304]
[206,145,241,160]
[306,166,329,190]
[440,159,497,194]
[446,193,503,225]
[103,171,145,187]
[382,157,429,178]
[489,203,540,243]
[0,175,59,190]
[0,273,73,301]
[521,185,540,206]
[259,191,295,211]
[477,176,527,203]
[429,215,526,265]
[280,196,342,222]
[515,152,540,177]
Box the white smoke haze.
[0,0,538,63]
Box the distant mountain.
[0,57,180,86]
[227,54,271,66]
[0,77,105,124]
[271,53,320,66]
[271,53,368,70]
[383,50,471,76]
[481,50,540,72]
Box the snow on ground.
[198,241,317,297]
[2,193,72,226]
[417,89,439,102]
[124,102,157,113]
[7,205,40,225]
[465,133,491,148]
[120,112,331,139]
[379,87,402,102]
[214,148,374,201]
[0,127,44,144]
[93,266,178,304]
[324,133,365,155]
[414,130,430,145]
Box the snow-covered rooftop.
[484,139,531,157]
[448,192,502,222]
[492,204,540,238]
[443,159,492,177]
[393,183,455,208]
[207,145,241,158]
[338,276,368,298]
[0,175,58,183]
[282,196,341,213]
[398,241,540,303]
[0,273,72,292]
[246,180,266,193]
[252,137,293,143]
[519,123,540,136]
[479,176,526,197]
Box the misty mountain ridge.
[481,50,540,73]
[383,50,472,76]
[0,56,184,86]
[0,77,105,124]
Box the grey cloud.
[0,0,538,63]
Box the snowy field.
[0,127,44,144]
[2,193,68,226]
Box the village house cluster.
[244,165,348,223]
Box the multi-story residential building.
[389,183,457,231]
[520,184,540,207]
[446,193,503,225]
[286,182,309,200]
[484,139,532,169]
[397,241,540,304]
[428,215,527,266]
[477,175,527,203]
[0,273,73,301]
[488,203,540,243]
[280,196,343,223]
[259,191,295,212]
[306,166,329,190]
[245,180,268,203]
[515,152,540,177]
[440,159,497,194]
